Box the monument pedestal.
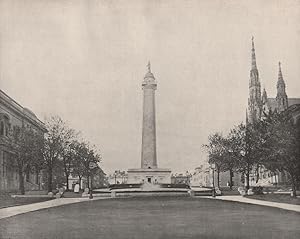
[127,168,171,184]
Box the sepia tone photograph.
[0,0,300,238]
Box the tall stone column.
[141,62,157,169]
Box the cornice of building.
[0,90,46,132]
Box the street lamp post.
[89,173,93,199]
[211,163,216,198]
[240,150,246,189]
[114,171,117,185]
[89,161,98,200]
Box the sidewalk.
[0,197,106,220]
[202,195,300,213]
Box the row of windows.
[1,151,17,178]
[1,150,39,184]
[0,119,39,138]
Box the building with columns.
[127,63,171,184]
[0,90,46,192]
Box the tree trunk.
[255,164,260,183]
[217,168,220,188]
[18,169,25,195]
[78,176,82,190]
[229,169,233,190]
[47,165,53,193]
[246,167,250,190]
[65,174,69,191]
[35,168,39,185]
[246,170,250,190]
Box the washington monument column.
[141,62,157,169]
[127,62,170,184]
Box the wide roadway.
[0,196,299,239]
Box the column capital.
[142,82,157,90]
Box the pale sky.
[0,0,299,174]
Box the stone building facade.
[246,38,300,186]
[171,172,191,185]
[190,164,242,188]
[190,165,210,187]
[247,38,300,123]
[0,90,46,192]
[108,170,128,185]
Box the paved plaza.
[0,197,299,239]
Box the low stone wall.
[192,190,213,196]
[11,194,54,198]
[111,190,190,198]
[82,193,111,198]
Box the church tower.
[247,37,262,123]
[276,62,288,112]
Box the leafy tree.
[71,141,102,189]
[226,123,264,190]
[61,139,79,191]
[81,143,101,189]
[90,166,106,189]
[43,116,75,192]
[52,160,66,189]
[203,133,227,187]
[71,141,88,189]
[91,168,107,188]
[221,134,239,189]
[261,111,300,197]
[9,126,43,194]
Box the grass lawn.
[220,188,241,196]
[0,194,54,209]
[246,194,300,205]
[63,191,83,198]
[0,196,299,239]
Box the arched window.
[0,114,10,137]
[5,123,9,136]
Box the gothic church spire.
[248,36,262,123]
[251,36,257,70]
[277,62,284,86]
[276,62,288,112]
